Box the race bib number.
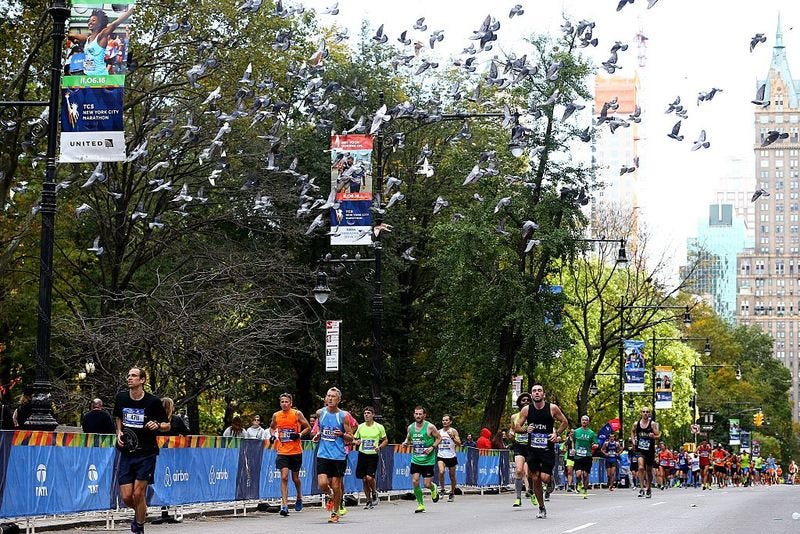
[412,438,426,456]
[279,428,293,443]
[362,439,376,452]
[122,407,145,429]
[576,446,589,457]
[321,426,337,441]
[637,437,651,450]
[530,433,548,449]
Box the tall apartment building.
[683,204,748,324]
[590,74,642,250]
[713,158,756,245]
[736,20,800,421]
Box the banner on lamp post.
[60,2,136,163]
[623,339,646,393]
[729,418,741,446]
[329,135,373,246]
[654,365,673,409]
[325,320,341,372]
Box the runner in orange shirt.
[270,393,311,517]
[711,444,730,489]
[657,443,672,490]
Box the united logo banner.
[60,2,135,162]
[655,365,673,409]
[329,135,373,245]
[623,339,646,393]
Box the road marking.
[562,523,597,533]
[651,501,667,506]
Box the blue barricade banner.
[390,445,413,490]
[476,450,501,487]
[0,431,544,519]
[0,432,115,516]
[236,439,262,501]
[376,447,393,491]
[151,444,238,505]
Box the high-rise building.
[735,17,800,421]
[683,204,748,324]
[591,74,641,247]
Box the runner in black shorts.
[631,406,660,498]
[114,367,168,534]
[513,383,569,519]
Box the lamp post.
[0,2,70,430]
[317,92,511,419]
[649,335,710,420]
[618,303,693,437]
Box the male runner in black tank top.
[513,383,568,519]
[630,406,660,498]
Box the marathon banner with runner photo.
[655,365,673,409]
[59,75,126,162]
[729,418,741,446]
[330,135,373,246]
[623,339,646,392]
[60,2,136,163]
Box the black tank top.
[526,402,554,451]
[635,419,655,454]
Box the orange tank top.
[274,409,302,455]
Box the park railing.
[0,429,617,518]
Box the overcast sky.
[302,0,799,281]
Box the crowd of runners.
[112,369,795,532]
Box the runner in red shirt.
[698,440,712,490]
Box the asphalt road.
[69,484,800,534]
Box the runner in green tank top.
[402,406,442,513]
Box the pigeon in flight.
[87,236,104,256]
[432,196,449,215]
[751,83,770,107]
[667,120,684,141]
[509,5,524,18]
[691,130,710,151]
[401,246,416,261]
[762,130,789,147]
[494,197,511,214]
[372,24,388,44]
[751,188,770,202]
[750,33,767,52]
[616,0,634,11]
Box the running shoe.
[645,489,652,499]
[372,492,379,506]
[513,498,522,507]
[447,493,454,502]
[582,488,588,499]
[638,489,644,498]
[294,499,303,512]
[279,506,289,517]
[337,507,348,516]
[364,502,373,510]
[531,493,539,507]
[536,507,547,519]
[431,483,440,503]
[415,504,426,513]
[328,513,339,523]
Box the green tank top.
[409,421,436,465]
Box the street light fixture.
[576,238,628,265]
[704,340,712,357]
[589,378,599,397]
[84,358,96,375]
[312,271,331,304]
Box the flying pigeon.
[751,188,770,202]
[691,130,710,151]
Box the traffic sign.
[691,424,700,434]
[701,425,713,431]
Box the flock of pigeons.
[4,0,784,263]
